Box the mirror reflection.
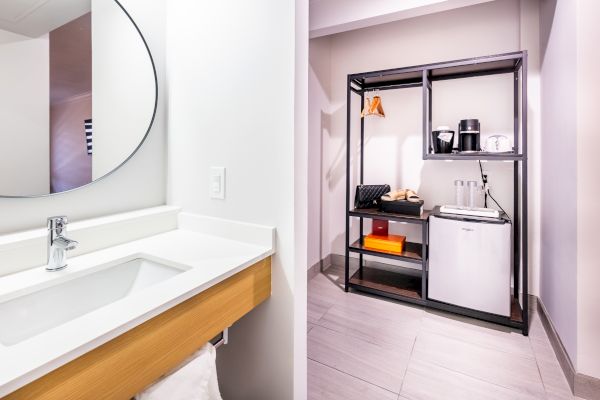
[0,0,156,197]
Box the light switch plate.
[209,167,225,199]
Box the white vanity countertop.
[0,228,274,397]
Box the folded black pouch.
[354,184,391,209]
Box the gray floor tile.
[316,301,420,350]
[308,359,397,400]
[530,335,558,363]
[401,358,542,400]
[307,274,346,324]
[308,296,332,324]
[528,312,550,340]
[537,358,574,399]
[420,310,534,359]
[308,325,411,393]
[411,331,546,398]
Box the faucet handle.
[47,216,68,230]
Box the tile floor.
[308,264,583,400]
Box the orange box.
[364,234,406,253]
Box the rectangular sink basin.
[0,258,185,346]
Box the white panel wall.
[308,37,332,269]
[0,0,166,236]
[0,29,49,196]
[520,0,542,316]
[91,0,156,180]
[576,0,600,380]
[539,0,600,380]
[313,0,542,296]
[167,0,306,398]
[294,2,309,397]
[539,0,578,366]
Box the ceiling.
[310,0,496,38]
[0,0,90,38]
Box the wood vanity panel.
[3,257,271,400]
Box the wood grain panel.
[3,257,271,400]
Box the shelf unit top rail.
[349,51,526,90]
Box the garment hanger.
[360,92,372,118]
[361,89,385,118]
[374,89,385,117]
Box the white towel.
[136,343,222,400]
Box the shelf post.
[422,70,431,158]
[359,91,365,275]
[513,69,520,301]
[514,70,519,153]
[421,221,428,301]
[345,76,352,292]
[521,51,529,334]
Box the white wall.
[294,1,309,397]
[539,0,578,366]
[308,37,332,269]
[520,0,542,320]
[167,0,306,398]
[0,0,166,238]
[91,0,156,180]
[0,29,49,197]
[576,0,600,380]
[312,0,542,296]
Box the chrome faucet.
[47,216,79,271]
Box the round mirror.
[0,0,156,197]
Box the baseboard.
[536,298,576,391]
[307,254,332,280]
[536,297,600,400]
[330,254,346,268]
[575,373,600,400]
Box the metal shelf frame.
[344,51,529,335]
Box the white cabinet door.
[428,216,511,317]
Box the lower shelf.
[348,266,422,301]
[346,265,526,333]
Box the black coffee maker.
[458,119,480,152]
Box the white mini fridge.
[428,214,512,317]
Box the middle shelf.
[349,239,424,264]
[349,207,429,264]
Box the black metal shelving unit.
[344,51,529,335]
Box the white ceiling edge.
[0,0,90,38]
[310,0,496,39]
